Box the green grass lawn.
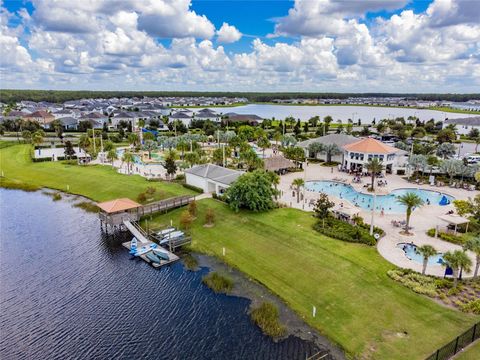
[0,143,193,202]
[144,199,479,359]
[454,341,480,360]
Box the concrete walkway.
[278,163,479,277]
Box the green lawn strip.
[0,143,193,202]
[145,199,478,359]
[453,340,480,360]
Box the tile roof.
[343,138,398,154]
[97,198,141,213]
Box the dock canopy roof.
[97,198,141,213]
[343,137,398,154]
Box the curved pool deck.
[278,163,478,277]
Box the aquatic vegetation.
[73,201,100,213]
[202,272,233,293]
[250,302,286,338]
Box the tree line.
[1,89,479,104]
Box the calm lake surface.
[200,104,477,123]
[0,189,320,359]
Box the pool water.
[397,243,445,266]
[116,149,162,165]
[305,180,454,214]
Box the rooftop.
[343,137,398,154]
[97,198,141,213]
[185,164,242,185]
[297,134,358,149]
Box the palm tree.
[463,237,480,278]
[176,139,189,159]
[436,143,456,159]
[440,159,462,185]
[396,192,424,234]
[122,152,134,175]
[31,130,44,149]
[79,134,91,152]
[417,245,437,275]
[107,148,117,165]
[292,178,305,203]
[443,250,472,288]
[127,133,139,147]
[257,135,270,158]
[269,171,280,200]
[321,143,341,163]
[143,139,157,159]
[307,142,323,159]
[366,158,384,191]
[427,155,440,178]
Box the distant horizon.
[2,89,480,96]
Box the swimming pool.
[305,180,454,214]
[116,149,162,165]
[397,243,445,266]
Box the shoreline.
[191,253,346,360]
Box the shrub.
[426,228,465,245]
[52,193,62,201]
[434,278,453,289]
[175,174,186,181]
[145,186,156,195]
[188,200,197,217]
[182,183,203,193]
[179,210,193,232]
[202,272,233,293]
[387,269,438,297]
[250,302,286,338]
[137,192,147,203]
[461,299,480,314]
[313,217,379,246]
[205,208,215,226]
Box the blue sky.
[1,0,479,92]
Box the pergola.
[437,214,470,235]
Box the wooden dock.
[122,220,179,268]
[122,240,179,268]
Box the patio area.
[278,162,479,277]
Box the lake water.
[0,189,323,359]
[199,104,478,123]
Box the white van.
[466,155,480,164]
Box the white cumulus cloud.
[216,22,242,43]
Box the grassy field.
[0,143,193,202]
[454,341,480,360]
[144,199,479,359]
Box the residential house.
[24,110,55,127]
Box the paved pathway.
[278,163,479,277]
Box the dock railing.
[138,195,195,216]
[425,322,479,360]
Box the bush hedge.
[182,183,203,193]
[313,217,382,246]
[426,228,465,245]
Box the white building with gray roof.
[184,164,243,195]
